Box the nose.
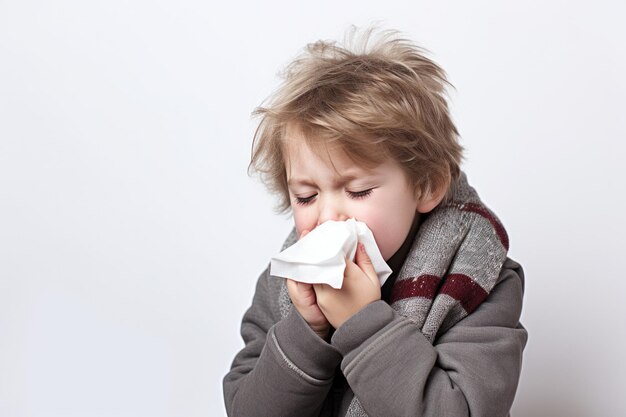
[316,194,349,226]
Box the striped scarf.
[277,172,509,416]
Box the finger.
[354,243,379,285]
[287,278,311,294]
[286,278,298,295]
[286,279,299,303]
[299,229,310,240]
[313,283,332,294]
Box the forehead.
[283,125,363,177]
[282,122,382,175]
[282,128,412,193]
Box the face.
[284,128,421,261]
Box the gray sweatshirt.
[223,258,527,417]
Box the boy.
[223,28,527,417]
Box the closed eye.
[295,194,317,206]
[348,189,373,199]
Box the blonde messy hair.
[249,27,463,213]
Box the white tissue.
[270,219,392,289]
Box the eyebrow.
[287,173,371,188]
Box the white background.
[1,1,625,416]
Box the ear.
[416,179,450,214]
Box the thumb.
[355,242,378,284]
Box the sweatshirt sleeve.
[331,258,528,417]
[223,267,343,417]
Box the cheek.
[350,211,397,259]
[366,221,402,260]
[292,207,316,236]
[357,201,416,261]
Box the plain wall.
[1,1,625,416]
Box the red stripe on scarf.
[455,202,509,251]
[439,273,489,313]
[391,274,440,302]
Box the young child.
[223,28,527,417]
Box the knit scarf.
[276,172,509,417]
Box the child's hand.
[313,243,381,330]
[286,229,331,340]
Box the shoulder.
[501,257,525,291]
[450,257,526,331]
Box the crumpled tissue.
[270,219,392,289]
